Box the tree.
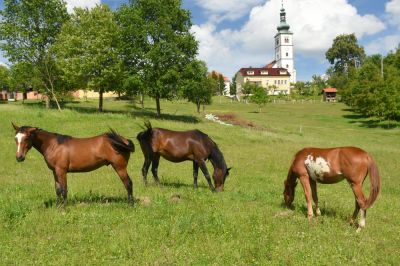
[182,60,213,113]
[0,0,69,110]
[250,86,269,112]
[117,0,198,117]
[54,5,123,112]
[326,33,365,74]
[0,65,10,90]
[230,73,237,96]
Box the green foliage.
[0,65,11,90]
[250,86,269,112]
[0,0,69,109]
[117,0,198,117]
[342,48,400,122]
[325,33,365,74]
[54,5,122,112]
[230,73,237,96]
[182,60,213,112]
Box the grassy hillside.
[0,98,399,265]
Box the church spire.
[277,1,290,32]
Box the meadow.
[0,97,399,265]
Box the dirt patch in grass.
[215,112,264,130]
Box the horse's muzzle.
[16,156,25,162]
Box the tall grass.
[0,98,399,265]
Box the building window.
[260,70,268,75]
[286,64,289,68]
[285,37,289,43]
[274,80,277,85]
[247,71,254,75]
[279,70,287,75]
[286,53,288,57]
[276,39,279,45]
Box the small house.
[322,88,337,102]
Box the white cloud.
[192,0,386,79]
[364,35,400,55]
[385,0,400,28]
[65,0,100,13]
[195,0,264,21]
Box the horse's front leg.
[54,168,68,206]
[310,179,321,216]
[193,161,199,189]
[198,160,215,192]
[299,175,314,219]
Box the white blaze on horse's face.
[304,155,331,181]
[15,133,26,154]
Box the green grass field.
[1,98,399,265]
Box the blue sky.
[1,0,400,82]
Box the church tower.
[274,3,296,83]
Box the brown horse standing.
[12,123,135,205]
[283,147,380,231]
[136,122,230,192]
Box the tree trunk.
[197,102,200,113]
[99,88,104,112]
[140,93,144,109]
[155,96,161,117]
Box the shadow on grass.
[342,109,398,129]
[63,103,201,124]
[43,194,135,208]
[160,180,208,189]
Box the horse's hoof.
[356,227,362,233]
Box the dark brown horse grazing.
[12,123,135,205]
[136,122,230,192]
[283,146,380,231]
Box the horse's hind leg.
[193,161,199,189]
[151,154,160,184]
[350,199,360,225]
[198,160,215,192]
[113,165,134,204]
[350,183,367,231]
[310,179,321,216]
[142,157,151,186]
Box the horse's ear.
[27,127,38,134]
[12,122,19,131]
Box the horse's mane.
[196,130,226,171]
[136,121,153,143]
[106,129,135,154]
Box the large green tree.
[0,0,69,109]
[117,0,198,117]
[0,65,11,90]
[326,33,365,74]
[55,5,123,112]
[182,60,213,113]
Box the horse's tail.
[107,129,135,154]
[136,121,153,144]
[364,155,381,209]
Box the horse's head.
[12,123,37,162]
[283,179,297,207]
[214,167,231,192]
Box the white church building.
[236,4,296,96]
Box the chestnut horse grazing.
[283,147,380,231]
[12,123,135,205]
[136,122,230,192]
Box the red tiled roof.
[239,67,291,77]
[264,60,276,68]
[322,88,337,93]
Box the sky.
[1,0,399,81]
